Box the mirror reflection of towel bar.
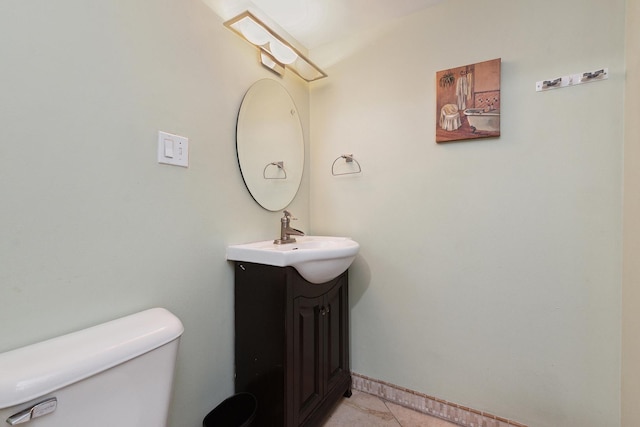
[331,154,362,176]
[263,161,287,179]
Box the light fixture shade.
[236,17,271,46]
[294,56,323,81]
[224,11,327,82]
[260,51,284,76]
[269,40,297,65]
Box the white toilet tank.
[0,308,184,426]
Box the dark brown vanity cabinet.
[234,262,351,427]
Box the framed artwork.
[436,58,501,143]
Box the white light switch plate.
[158,131,189,167]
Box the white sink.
[226,236,359,284]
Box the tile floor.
[322,390,458,427]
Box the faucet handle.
[283,210,297,220]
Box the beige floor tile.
[322,390,401,427]
[322,390,463,427]
[384,400,460,427]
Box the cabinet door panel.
[325,280,348,392]
[293,295,324,424]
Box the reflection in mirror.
[236,79,304,211]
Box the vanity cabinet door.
[292,294,325,425]
[324,279,349,395]
[293,275,350,426]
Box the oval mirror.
[236,79,304,211]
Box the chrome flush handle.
[6,398,57,425]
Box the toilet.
[0,308,183,426]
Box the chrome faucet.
[274,210,304,244]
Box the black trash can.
[203,392,257,427]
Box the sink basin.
[226,236,359,284]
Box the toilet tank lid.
[0,307,184,409]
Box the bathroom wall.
[622,0,640,425]
[0,1,310,426]
[310,1,625,426]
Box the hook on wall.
[263,161,287,179]
[542,77,562,88]
[331,154,362,176]
[582,69,605,81]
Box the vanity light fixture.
[224,11,327,82]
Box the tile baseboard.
[351,372,528,427]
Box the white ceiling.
[208,0,445,50]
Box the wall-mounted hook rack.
[331,154,362,176]
[263,161,287,179]
[536,67,608,92]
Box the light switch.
[158,131,189,167]
[164,137,174,158]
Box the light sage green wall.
[0,1,310,426]
[309,1,625,426]
[622,0,640,425]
